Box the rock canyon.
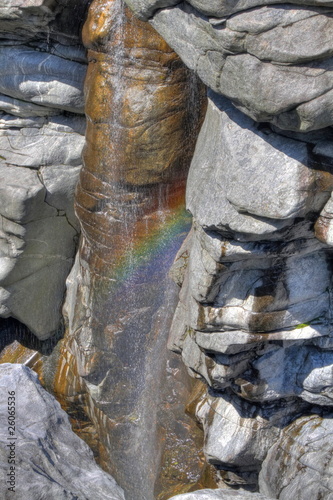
[0,1,333,499]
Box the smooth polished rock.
[259,413,333,500]
[187,0,333,17]
[66,1,206,499]
[125,0,181,20]
[145,2,333,130]
[186,93,332,237]
[0,363,125,500]
[152,4,333,68]
[40,164,81,230]
[274,88,333,131]
[0,162,80,339]
[0,46,86,113]
[122,0,333,494]
[218,54,333,124]
[0,94,58,117]
[169,488,272,499]
[195,391,299,469]
[0,165,55,223]
[0,115,85,167]
[125,0,333,19]
[237,343,333,404]
[0,215,77,339]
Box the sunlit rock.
[127,0,333,492]
[259,413,333,499]
[0,363,125,499]
[123,0,333,131]
[63,0,207,498]
[0,47,85,113]
[169,488,272,499]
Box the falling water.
[65,0,208,497]
[0,0,208,496]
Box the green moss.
[294,317,322,329]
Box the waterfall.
[66,0,207,497]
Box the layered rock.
[0,363,125,499]
[62,0,207,498]
[2,0,333,498]
[169,490,272,500]
[124,0,333,132]
[166,94,333,497]
[0,0,89,339]
[0,1,208,498]
[259,412,333,499]
[123,0,333,498]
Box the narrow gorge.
[1,1,333,499]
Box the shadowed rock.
[0,0,90,339]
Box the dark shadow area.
[0,317,64,356]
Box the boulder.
[259,413,333,499]
[169,487,272,499]
[0,363,125,500]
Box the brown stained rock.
[0,319,111,475]
[80,0,203,187]
[76,0,206,268]
[65,1,207,499]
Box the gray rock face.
[0,0,59,36]
[195,391,302,469]
[259,413,333,499]
[0,115,84,338]
[2,0,333,498]
[0,0,88,339]
[123,0,333,131]
[186,92,330,237]
[0,115,85,167]
[159,44,333,497]
[0,46,85,114]
[130,0,333,19]
[0,363,125,500]
[170,490,272,500]
[167,91,333,483]
[124,0,181,20]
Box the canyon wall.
[121,0,333,498]
[0,0,88,338]
[1,0,333,499]
[0,1,208,499]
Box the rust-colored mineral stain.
[69,0,207,496]
[1,0,208,495]
[0,325,111,472]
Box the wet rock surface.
[123,0,333,498]
[0,1,208,499]
[63,1,207,499]
[124,0,333,132]
[0,363,125,500]
[2,0,333,499]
